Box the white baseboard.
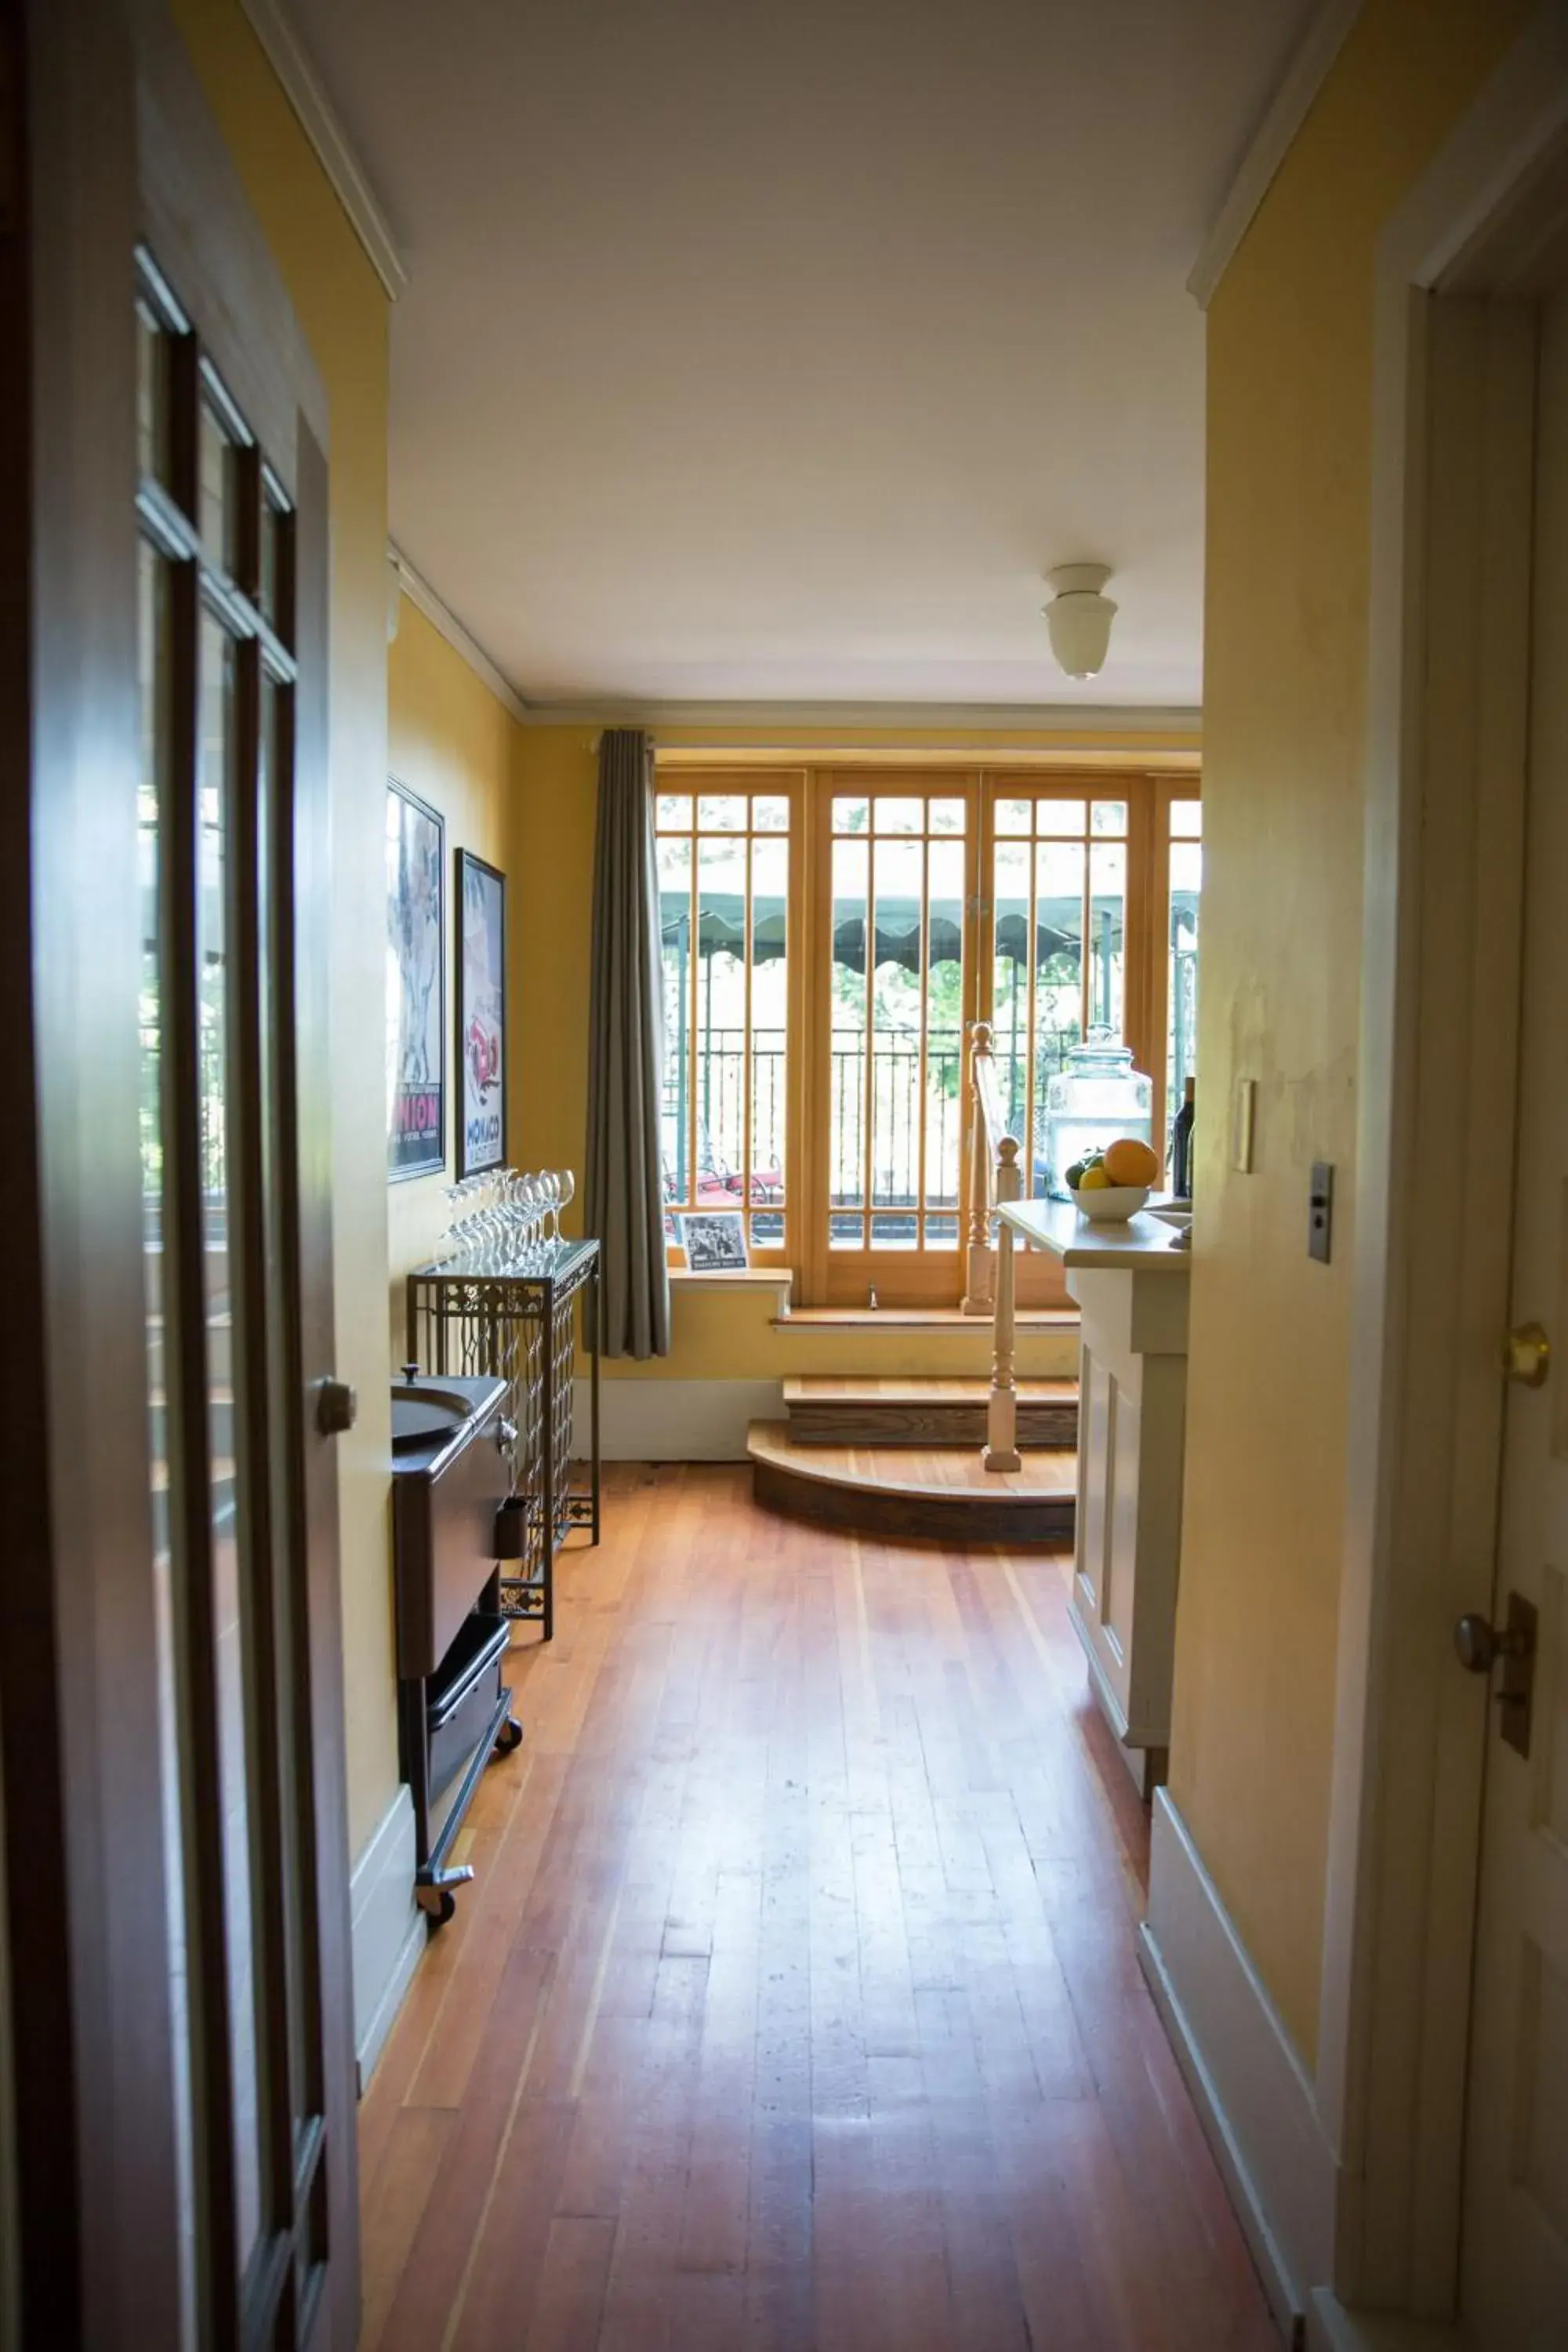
[1140,1790,1337,2345]
[573,1377,782,1460]
[350,1784,424,2094]
[1307,2291,1461,2352]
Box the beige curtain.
[585,729,671,1359]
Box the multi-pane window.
[655,786,791,1259]
[650,767,1198,1302]
[827,789,967,1254]
[990,792,1130,1198]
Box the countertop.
[996,1194,1192,1272]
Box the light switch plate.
[1230,1077,1256,1174]
[1309,1162,1334,1263]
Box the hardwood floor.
[358,1465,1279,2352]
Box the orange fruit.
[1103,1136,1158,1187]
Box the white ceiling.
[290,0,1315,710]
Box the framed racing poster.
[456,848,507,1178]
[387,778,445,1180]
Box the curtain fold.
[586,729,671,1359]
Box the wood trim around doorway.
[3,0,183,2341]
[1319,11,1568,2334]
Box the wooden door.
[1,2,358,2344]
[1460,277,1568,2350]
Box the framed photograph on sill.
[386,777,445,1181]
[677,1209,750,1273]
[456,848,506,1178]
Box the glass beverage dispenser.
[1042,1031,1153,1198]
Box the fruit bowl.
[1068,1182,1151,1223]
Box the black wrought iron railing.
[662,1025,1082,1214]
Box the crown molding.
[390,546,532,723]
[1188,0,1366,310]
[518,699,1201,746]
[238,0,408,301]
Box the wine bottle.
[1171,1076,1195,1202]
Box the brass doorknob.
[1504,1321,1550,1386]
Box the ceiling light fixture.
[1043,563,1117,681]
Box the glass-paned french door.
[988,788,1134,1199]
[813,775,975,1304]
[1167,797,1202,1139]
[136,245,330,2352]
[978,775,1200,1210]
[655,779,797,1265]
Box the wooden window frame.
[654,760,1199,1310]
[803,768,981,1309]
[654,769,807,1272]
[1156,781,1203,1179]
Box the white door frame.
[1316,5,1568,2338]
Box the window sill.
[669,1266,794,1297]
[774,1305,1079,1332]
[661,1269,1079,1334]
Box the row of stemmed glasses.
[438,1167,575,1272]
[439,1171,503,1259]
[499,1169,575,1261]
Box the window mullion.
[686,825,699,1225]
[1080,811,1092,1044]
[861,833,875,1246]
[915,829,929,1249]
[1025,828,1040,1200]
[742,822,754,1249]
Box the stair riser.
[785,1403,1076,1449]
[753,1459,1075,1547]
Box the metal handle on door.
[1453,1592,1537,1759]
[1453,1611,1531,1674]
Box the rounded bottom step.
[746,1421,1075,1546]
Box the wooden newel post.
[984,1135,1023,1472]
[963,1021,996,1317]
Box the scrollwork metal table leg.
[590,1258,601,1544]
[541,1285,555,1643]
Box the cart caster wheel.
[431,1889,457,1926]
[495,1715,524,1755]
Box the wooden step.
[782,1374,1077,1449]
[747,1421,1075,1546]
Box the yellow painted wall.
[607,1283,1080,1382]
[1172,0,1530,2062]
[510,720,1198,1381]
[387,598,524,1351]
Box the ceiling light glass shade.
[1044,563,1117,680]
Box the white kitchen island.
[995,1196,1191,1795]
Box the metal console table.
[405,1236,601,1639]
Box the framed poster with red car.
[456,848,506,1178]
[387,778,446,1180]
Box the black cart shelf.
[405,1236,601,1639]
[390,1373,524,1923]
